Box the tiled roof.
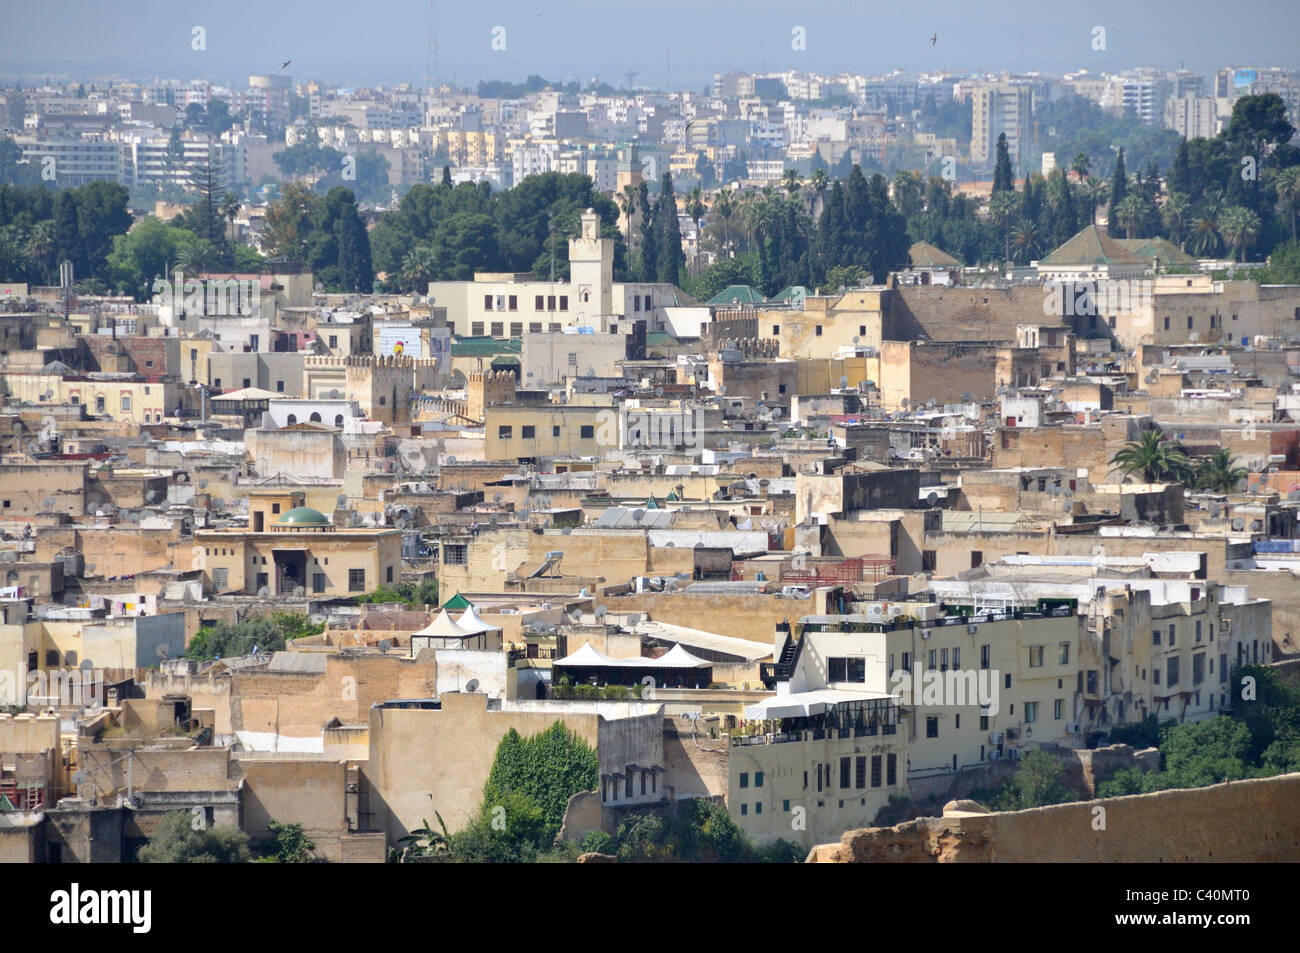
[1039,225,1147,267]
[908,241,962,268]
[706,284,763,305]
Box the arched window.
[287,414,297,425]
[64,652,77,667]
[309,412,322,423]
[5,569,17,585]
[46,650,60,666]
[334,415,344,427]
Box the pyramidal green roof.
[442,592,473,610]
[706,284,763,305]
[1118,237,1197,266]
[908,241,962,268]
[1039,225,1147,267]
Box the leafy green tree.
[137,810,252,863]
[480,722,598,845]
[994,750,1075,810]
[1109,429,1192,484]
[1217,205,1262,262]
[450,791,546,862]
[988,190,1019,263]
[259,820,315,863]
[185,613,322,660]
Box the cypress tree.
[654,172,685,285]
[992,133,1015,192]
[335,200,373,293]
[441,165,453,188]
[54,191,81,276]
[1108,147,1127,234]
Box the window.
[755,802,762,814]
[1153,629,1161,646]
[1059,642,1070,664]
[276,380,285,392]
[871,755,882,787]
[1054,699,1064,720]
[242,378,251,388]
[547,296,557,311]
[859,325,866,336]
[1169,625,1176,647]
[886,754,897,786]
[211,568,228,590]
[1108,315,1116,329]
[926,716,939,738]
[980,645,990,669]
[386,566,394,583]
[954,713,960,730]
[1193,653,1205,685]
[1187,315,1194,329]
[530,322,542,333]
[979,715,989,731]
[1154,668,1161,685]
[1005,672,1012,689]
[121,394,131,412]
[471,322,485,336]
[755,772,763,787]
[927,649,936,670]
[559,296,568,311]
[952,647,960,668]
[444,544,467,565]
[508,295,518,311]
[739,772,748,788]
[971,550,983,568]
[783,800,791,812]
[940,647,948,671]
[772,325,780,336]
[490,322,504,337]
[498,426,512,439]
[921,550,936,571]
[329,335,338,348]
[828,657,865,682]
[855,757,866,789]
[484,294,494,310]
[580,425,594,439]
[1086,670,1098,694]
[349,569,366,592]
[840,757,851,788]
[522,425,536,439]
[643,295,651,310]
[633,296,641,311]
[901,651,911,671]
[1029,646,1044,667]
[510,322,523,336]
[1195,620,1202,642]
[1025,701,1038,723]
[313,572,326,593]
[552,426,560,437]
[1167,657,1180,687]
[256,572,268,592]
[815,325,823,336]
[741,803,747,816]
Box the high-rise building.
[971,82,1033,169]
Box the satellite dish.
[654,386,664,397]
[1189,331,1200,343]
[465,678,480,692]
[72,771,85,785]
[337,494,348,507]
[446,456,457,464]
[626,613,642,624]
[156,643,170,659]
[840,376,849,388]
[632,509,645,521]
[1231,517,1245,531]
[852,336,860,344]
[900,398,910,408]
[378,639,393,653]
[961,393,972,403]
[595,605,607,620]
[258,586,270,596]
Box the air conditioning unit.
[1008,748,1022,760]
[921,630,932,639]
[987,749,1002,760]
[989,732,1004,745]
[967,623,978,634]
[1066,722,1080,733]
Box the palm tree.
[809,168,829,218]
[1187,215,1221,257]
[617,184,639,246]
[1076,176,1106,225]
[220,192,241,246]
[1161,192,1191,249]
[1218,205,1262,262]
[1109,430,1193,485]
[1273,166,1300,242]
[1010,221,1044,264]
[1193,447,1248,493]
[988,191,1020,264]
[1071,152,1091,183]
[712,188,736,258]
[685,187,707,274]
[400,244,440,292]
[781,168,802,200]
[1115,194,1146,239]
[24,219,55,286]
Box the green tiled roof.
[770,285,810,303]
[451,336,522,356]
[1039,225,1147,267]
[1118,237,1197,266]
[645,331,680,346]
[706,284,763,305]
[442,592,472,610]
[908,241,962,268]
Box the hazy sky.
[4,0,1298,89]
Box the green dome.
[277,506,330,526]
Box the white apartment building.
[971,82,1033,168]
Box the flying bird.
[281,59,292,70]
[930,34,937,46]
